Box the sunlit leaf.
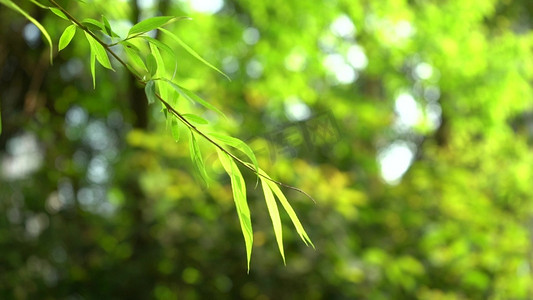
[102,15,113,36]
[159,79,225,117]
[1,0,54,63]
[217,148,253,272]
[263,171,314,248]
[183,113,208,125]
[49,7,68,20]
[208,132,258,174]
[84,32,114,70]
[82,18,106,32]
[164,109,173,134]
[160,28,230,81]
[128,16,174,37]
[189,131,209,185]
[58,24,76,51]
[142,36,174,56]
[29,0,47,8]
[149,44,168,98]
[122,41,146,72]
[171,118,180,142]
[146,53,158,77]
[144,80,157,105]
[90,52,96,88]
[148,43,165,76]
[260,176,285,264]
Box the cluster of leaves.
[0,0,314,270]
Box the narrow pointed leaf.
[29,0,47,8]
[261,177,285,264]
[164,108,173,133]
[82,18,106,32]
[90,52,96,88]
[160,79,225,117]
[160,28,230,81]
[49,7,68,20]
[58,24,76,51]
[84,32,113,70]
[146,53,158,77]
[149,43,169,103]
[189,131,209,185]
[142,36,174,56]
[144,80,157,105]
[171,118,180,142]
[149,43,166,76]
[263,172,314,248]
[102,15,113,36]
[122,41,147,73]
[208,132,258,173]
[128,16,174,37]
[183,113,208,125]
[217,149,253,271]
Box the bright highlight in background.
[285,97,311,122]
[185,0,224,14]
[378,141,415,184]
[395,93,421,128]
[330,15,356,38]
[323,53,357,84]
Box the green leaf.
[189,131,209,185]
[164,108,173,132]
[82,18,106,32]
[128,16,174,37]
[208,132,258,173]
[217,149,253,272]
[149,43,174,108]
[1,0,54,63]
[90,52,96,88]
[29,0,47,8]
[260,176,285,264]
[171,118,180,142]
[84,32,114,70]
[142,36,174,56]
[49,7,68,20]
[149,43,166,76]
[102,15,113,36]
[144,80,157,105]
[146,53,158,77]
[122,41,147,73]
[58,24,76,51]
[159,28,230,81]
[262,171,314,248]
[183,113,208,125]
[100,15,120,38]
[159,79,225,117]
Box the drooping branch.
[47,0,315,202]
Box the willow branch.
[46,0,315,203]
[49,0,138,81]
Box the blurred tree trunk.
[128,0,148,129]
[119,1,157,298]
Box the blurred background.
[2,0,533,299]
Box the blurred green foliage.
[1,0,533,299]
